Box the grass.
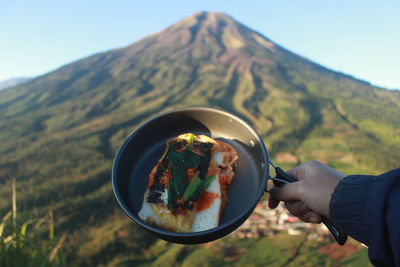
[0,179,67,267]
[341,249,372,267]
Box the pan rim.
[112,106,270,240]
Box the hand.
[268,160,345,223]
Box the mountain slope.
[0,77,31,90]
[0,11,399,265]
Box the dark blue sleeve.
[329,168,400,266]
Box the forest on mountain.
[0,12,398,266]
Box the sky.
[1,0,399,90]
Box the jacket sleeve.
[329,168,400,266]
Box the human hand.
[268,160,345,223]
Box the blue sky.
[1,0,399,89]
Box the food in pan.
[138,133,238,232]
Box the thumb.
[287,165,306,181]
[270,183,301,202]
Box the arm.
[330,169,400,266]
[269,161,400,266]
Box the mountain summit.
[0,11,399,265]
[123,11,278,59]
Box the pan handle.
[269,161,348,246]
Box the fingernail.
[310,216,319,223]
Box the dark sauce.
[195,142,213,180]
[147,190,162,203]
[174,139,188,151]
[147,139,215,210]
[147,156,169,203]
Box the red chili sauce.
[196,191,219,211]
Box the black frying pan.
[112,107,347,245]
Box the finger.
[299,211,322,224]
[285,201,311,217]
[269,183,301,202]
[268,194,280,209]
[287,165,307,181]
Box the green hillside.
[0,11,398,266]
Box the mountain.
[0,77,31,90]
[0,11,399,266]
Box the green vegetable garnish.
[167,179,177,211]
[188,133,195,148]
[166,140,201,211]
[183,173,216,202]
